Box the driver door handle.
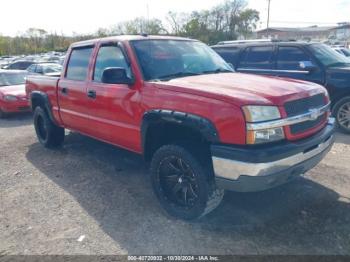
[87,90,96,99]
[61,87,68,94]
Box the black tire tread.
[34,107,64,148]
[150,144,223,220]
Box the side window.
[239,46,274,69]
[27,64,36,72]
[214,47,241,66]
[36,65,44,74]
[66,47,93,81]
[93,45,130,82]
[277,47,312,70]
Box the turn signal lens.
[247,127,285,144]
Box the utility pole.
[267,0,271,37]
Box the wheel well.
[31,95,46,111]
[143,122,211,162]
[331,92,350,110]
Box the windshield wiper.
[202,68,233,74]
[155,72,201,81]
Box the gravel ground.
[0,113,350,255]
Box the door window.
[66,47,93,81]
[214,47,241,66]
[93,45,130,82]
[277,47,312,70]
[239,46,274,69]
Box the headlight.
[3,95,18,101]
[242,105,281,122]
[243,105,284,144]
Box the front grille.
[285,94,325,117]
[285,94,327,135]
[290,115,325,135]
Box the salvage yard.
[1,113,350,255]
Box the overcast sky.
[0,0,349,36]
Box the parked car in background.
[0,70,30,118]
[2,60,36,70]
[27,63,62,76]
[333,47,350,57]
[26,35,334,220]
[212,41,350,133]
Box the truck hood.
[0,84,26,97]
[155,73,326,106]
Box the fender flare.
[141,109,220,154]
[30,91,57,125]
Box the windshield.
[309,43,350,67]
[342,48,350,57]
[0,72,27,87]
[132,40,233,81]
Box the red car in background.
[0,70,30,118]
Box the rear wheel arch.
[141,110,219,162]
[30,91,57,125]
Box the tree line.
[0,0,259,56]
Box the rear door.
[274,46,325,85]
[57,46,94,134]
[236,45,276,75]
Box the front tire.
[150,144,224,220]
[33,107,65,148]
[333,97,350,134]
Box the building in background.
[256,22,350,45]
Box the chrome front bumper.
[211,119,335,192]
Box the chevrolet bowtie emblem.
[309,108,320,120]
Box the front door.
[86,43,140,151]
[274,46,325,85]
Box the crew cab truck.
[26,35,335,220]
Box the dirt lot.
[0,113,350,255]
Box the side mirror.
[101,67,134,85]
[299,61,317,72]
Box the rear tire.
[333,97,350,134]
[150,144,224,220]
[33,107,65,148]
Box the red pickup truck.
[26,35,335,220]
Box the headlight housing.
[243,105,281,122]
[243,105,285,144]
[3,95,18,101]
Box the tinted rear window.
[213,47,241,65]
[66,47,93,81]
[239,46,274,69]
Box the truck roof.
[71,35,195,48]
[211,41,318,48]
